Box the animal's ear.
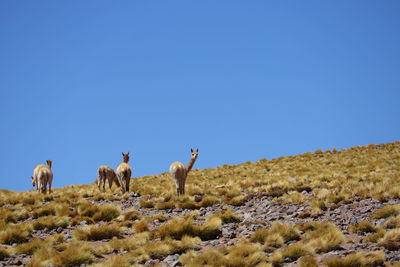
[127,152,129,156]
[122,152,125,156]
[191,148,193,152]
[196,148,199,152]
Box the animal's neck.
[186,157,197,173]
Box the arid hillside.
[0,141,400,266]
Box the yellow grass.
[0,141,399,266]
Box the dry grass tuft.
[109,232,151,253]
[33,216,69,230]
[33,206,56,218]
[323,250,385,267]
[123,209,140,221]
[250,228,270,244]
[384,215,400,229]
[363,228,386,243]
[14,238,47,255]
[74,224,122,241]
[200,195,220,207]
[90,254,133,267]
[70,216,94,226]
[377,228,400,250]
[0,224,31,244]
[180,249,225,266]
[52,242,95,267]
[139,199,154,208]
[300,222,344,252]
[158,215,221,240]
[211,208,242,224]
[327,194,346,204]
[270,222,300,243]
[155,200,175,210]
[370,205,399,219]
[0,247,9,260]
[92,205,120,222]
[134,219,150,233]
[226,195,246,206]
[299,255,318,267]
[311,200,327,213]
[179,199,199,209]
[279,242,314,262]
[180,242,265,267]
[349,220,377,233]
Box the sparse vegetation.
[323,250,385,267]
[0,141,399,265]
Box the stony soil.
[1,191,400,266]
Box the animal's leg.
[179,179,183,196]
[126,177,130,192]
[175,179,180,197]
[49,180,52,194]
[121,178,126,193]
[108,178,113,191]
[37,180,41,194]
[181,177,185,195]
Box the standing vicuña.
[116,152,132,193]
[170,148,198,197]
[32,160,53,194]
[97,165,121,192]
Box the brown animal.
[32,160,53,194]
[97,165,121,192]
[116,152,132,193]
[169,148,198,197]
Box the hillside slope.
[0,141,399,266]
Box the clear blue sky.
[1,1,399,191]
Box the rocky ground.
[2,190,399,266]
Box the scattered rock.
[172,260,183,267]
[194,195,203,202]
[12,258,23,266]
